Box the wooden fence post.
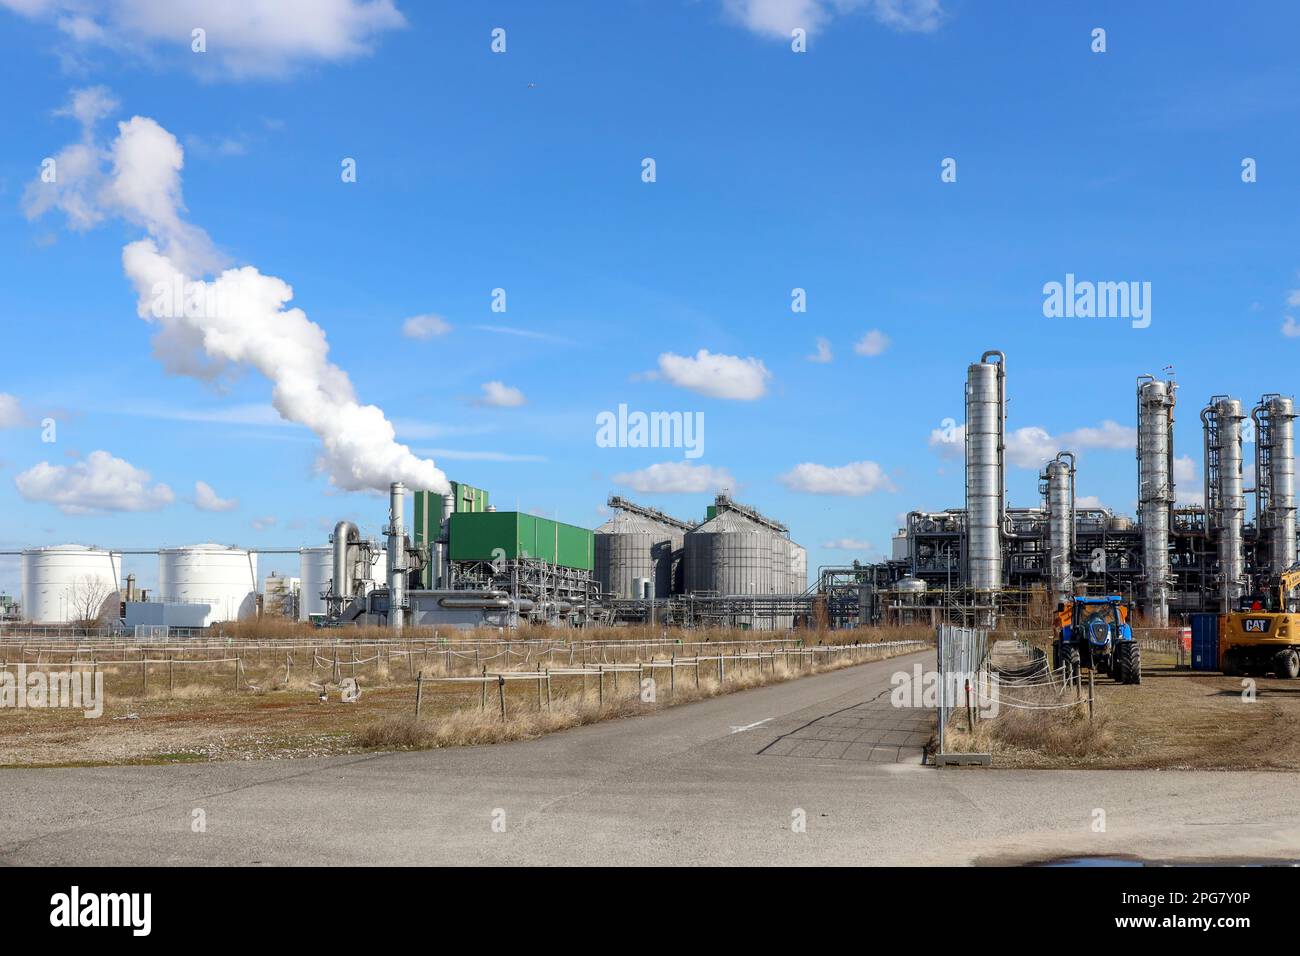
[498,675,506,722]
[415,674,424,719]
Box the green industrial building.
[449,512,593,571]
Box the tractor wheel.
[1051,641,1061,673]
[1222,650,1238,677]
[1062,646,1080,685]
[1113,643,1130,683]
[1274,649,1300,680]
[1127,643,1142,685]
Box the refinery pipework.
[1254,394,1297,574]
[1203,397,1247,613]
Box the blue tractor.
[1052,596,1141,685]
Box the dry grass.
[0,628,931,766]
[941,683,1113,761]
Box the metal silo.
[298,546,332,621]
[1042,452,1075,607]
[595,511,661,599]
[1137,375,1176,625]
[1253,394,1296,574]
[21,545,122,624]
[158,544,258,625]
[598,497,691,599]
[1203,397,1246,612]
[965,351,1005,592]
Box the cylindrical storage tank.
[21,545,122,624]
[965,351,1005,592]
[1203,398,1246,612]
[595,512,678,599]
[1044,453,1075,607]
[685,510,775,629]
[1138,377,1176,625]
[298,546,332,621]
[1254,395,1296,573]
[158,544,258,625]
[771,535,791,592]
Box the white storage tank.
[158,544,258,626]
[21,545,122,624]
[298,546,332,621]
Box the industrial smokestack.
[387,482,407,632]
[965,351,1005,593]
[1043,451,1075,607]
[1253,394,1296,574]
[1203,397,1246,612]
[1137,375,1175,626]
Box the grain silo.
[21,545,122,624]
[595,496,691,599]
[158,544,258,625]
[298,546,332,621]
[685,508,774,595]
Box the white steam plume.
[30,106,448,495]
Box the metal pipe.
[331,521,359,615]
[1203,397,1246,612]
[1254,394,1296,574]
[387,482,407,632]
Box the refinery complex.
[3,348,1294,635]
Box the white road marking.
[730,718,774,734]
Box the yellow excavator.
[1220,563,1300,678]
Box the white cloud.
[822,537,872,550]
[1076,495,1107,509]
[251,515,278,531]
[723,0,943,38]
[1,0,406,79]
[14,449,174,514]
[931,418,1139,470]
[27,110,450,496]
[928,421,964,460]
[0,394,26,428]
[476,381,526,408]
[1283,316,1300,338]
[778,460,896,495]
[54,84,118,126]
[1003,426,1057,469]
[1174,454,1203,506]
[613,461,735,494]
[657,349,771,400]
[853,329,890,357]
[807,337,833,363]
[1061,420,1136,450]
[402,314,451,340]
[194,479,237,512]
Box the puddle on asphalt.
[1025,856,1299,867]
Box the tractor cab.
[1053,595,1141,685]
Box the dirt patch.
[940,647,1300,770]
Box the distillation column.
[1137,376,1176,625]
[965,351,1006,598]
[1203,397,1246,612]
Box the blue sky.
[1,0,1299,594]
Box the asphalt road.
[2,649,1299,866]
